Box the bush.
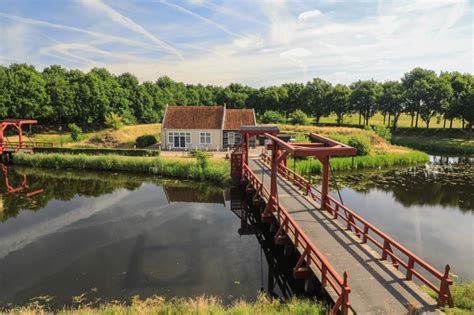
[348,135,371,156]
[189,150,210,168]
[289,110,309,125]
[371,125,392,141]
[260,110,286,124]
[136,135,157,148]
[105,112,124,130]
[68,123,83,142]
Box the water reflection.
[329,156,473,280]
[0,167,315,309]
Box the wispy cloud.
[79,0,182,59]
[159,0,244,39]
[298,10,323,20]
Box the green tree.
[289,109,309,125]
[0,66,10,118]
[281,83,305,118]
[350,80,382,125]
[328,84,351,125]
[303,78,332,123]
[260,110,286,124]
[7,63,48,119]
[42,65,74,126]
[401,68,437,127]
[378,81,404,129]
[416,76,452,128]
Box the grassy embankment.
[21,123,161,148]
[425,281,474,314]
[392,129,474,155]
[2,295,325,315]
[13,153,230,185]
[274,125,429,175]
[318,112,464,129]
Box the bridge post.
[320,156,329,210]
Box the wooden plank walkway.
[249,158,441,314]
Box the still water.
[0,156,472,308]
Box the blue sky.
[0,0,472,86]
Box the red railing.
[1,140,54,152]
[243,163,351,315]
[260,153,454,307]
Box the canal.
[0,155,472,308]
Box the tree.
[0,66,9,118]
[328,84,351,125]
[303,78,332,123]
[440,72,470,128]
[260,110,286,124]
[7,63,48,119]
[401,68,437,127]
[42,65,74,126]
[458,74,474,136]
[281,83,305,117]
[350,80,382,125]
[378,81,404,129]
[288,109,309,125]
[417,76,452,128]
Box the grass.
[424,281,474,314]
[2,294,326,315]
[318,112,464,129]
[290,151,429,176]
[13,123,161,149]
[12,153,229,184]
[392,129,474,154]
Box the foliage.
[348,135,371,155]
[425,281,474,314]
[67,123,83,142]
[1,63,472,134]
[135,134,157,148]
[294,151,429,175]
[34,147,160,156]
[104,112,124,130]
[288,110,309,125]
[392,135,474,154]
[260,110,286,124]
[189,150,210,168]
[370,125,392,141]
[13,153,229,184]
[1,294,325,314]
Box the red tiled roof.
[224,109,256,129]
[163,106,225,129]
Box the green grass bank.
[12,153,230,185]
[2,295,325,315]
[425,281,474,314]
[290,151,429,176]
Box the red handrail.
[243,164,351,315]
[259,153,453,307]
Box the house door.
[174,135,185,148]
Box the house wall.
[161,128,223,151]
[223,130,256,150]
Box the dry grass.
[270,124,411,154]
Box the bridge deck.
[249,158,441,314]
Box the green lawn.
[318,113,464,129]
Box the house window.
[168,131,190,149]
[200,132,211,144]
[228,132,235,145]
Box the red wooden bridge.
[0,119,53,161]
[232,126,453,314]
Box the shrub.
[348,135,371,156]
[189,150,210,168]
[105,112,124,130]
[260,110,286,124]
[136,135,157,148]
[68,123,83,142]
[371,125,392,141]
[289,110,309,125]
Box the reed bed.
[12,153,230,184]
[2,294,326,315]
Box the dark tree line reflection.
[335,162,473,211]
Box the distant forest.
[0,64,473,131]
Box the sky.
[0,0,472,87]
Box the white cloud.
[79,0,183,59]
[280,47,311,58]
[159,0,244,39]
[298,10,322,20]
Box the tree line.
[0,64,472,132]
